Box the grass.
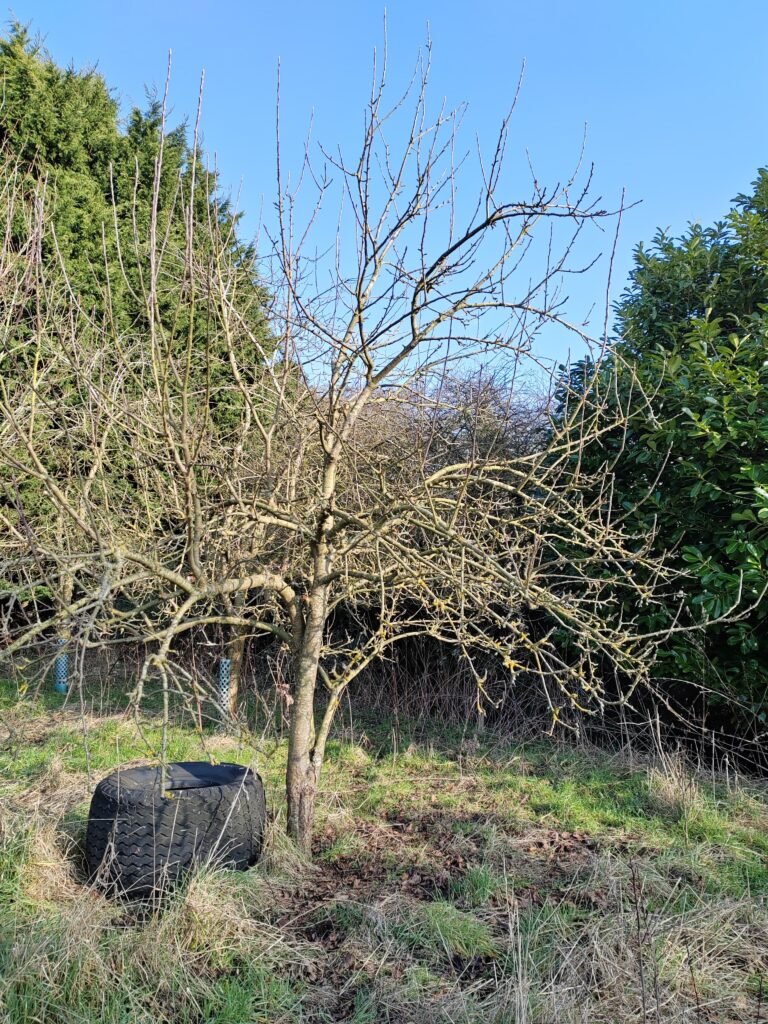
[449,865,501,907]
[1,677,768,1022]
[391,899,499,961]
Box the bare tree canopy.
[0,48,692,849]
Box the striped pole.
[218,657,232,714]
[53,637,69,694]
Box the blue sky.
[7,1,768,363]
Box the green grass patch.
[449,865,501,907]
[392,899,499,961]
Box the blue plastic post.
[218,657,232,712]
[53,637,69,694]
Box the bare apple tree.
[1,51,678,851]
[260,53,680,845]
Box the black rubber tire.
[85,762,266,898]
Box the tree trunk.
[286,584,326,852]
[286,744,320,854]
[225,624,247,719]
[287,458,338,853]
[221,591,246,719]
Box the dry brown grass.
[2,700,768,1022]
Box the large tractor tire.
[85,762,266,898]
